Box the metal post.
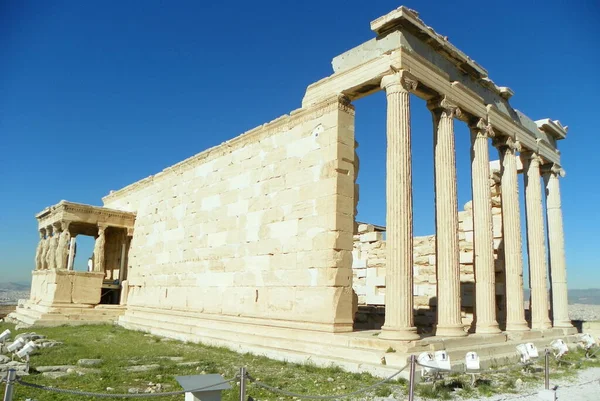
[408,355,416,401]
[544,348,550,390]
[239,367,247,401]
[2,369,16,401]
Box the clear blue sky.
[1,1,598,289]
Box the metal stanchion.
[545,348,550,390]
[2,369,16,401]
[239,367,247,401]
[408,355,416,401]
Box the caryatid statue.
[34,228,45,270]
[40,228,50,270]
[93,225,107,272]
[46,226,59,270]
[55,222,70,270]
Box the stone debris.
[157,356,184,361]
[35,365,77,373]
[42,371,70,379]
[125,364,161,372]
[77,358,103,366]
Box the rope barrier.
[247,363,408,400]
[14,376,238,398]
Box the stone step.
[118,315,407,379]
[120,312,389,366]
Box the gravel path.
[457,367,600,401]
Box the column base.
[531,321,553,330]
[552,320,573,328]
[474,323,502,334]
[435,324,467,337]
[379,325,420,341]
[505,321,530,331]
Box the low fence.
[3,346,600,401]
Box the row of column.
[379,71,570,340]
[34,223,107,273]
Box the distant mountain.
[522,288,600,306]
[0,282,30,291]
[569,289,600,305]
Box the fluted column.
[542,164,571,327]
[93,225,107,273]
[469,118,500,333]
[379,71,419,341]
[494,136,529,331]
[428,96,466,337]
[522,151,552,330]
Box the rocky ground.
[569,304,600,322]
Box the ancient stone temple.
[11,6,575,375]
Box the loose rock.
[77,359,103,367]
[125,364,160,372]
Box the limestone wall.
[352,171,505,328]
[102,96,357,332]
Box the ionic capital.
[380,70,418,94]
[520,150,544,166]
[541,163,566,178]
[469,117,495,139]
[492,135,521,152]
[427,96,462,119]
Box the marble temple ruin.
[10,6,576,375]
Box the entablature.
[36,201,136,235]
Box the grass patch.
[0,322,407,401]
[2,321,599,400]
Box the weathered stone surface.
[77,359,103,367]
[42,371,70,379]
[125,364,160,372]
[36,365,77,373]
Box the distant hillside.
[522,288,600,306]
[569,289,600,305]
[0,282,30,291]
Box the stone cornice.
[37,200,136,229]
[103,95,353,204]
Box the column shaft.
[543,165,571,327]
[380,72,419,340]
[67,237,76,270]
[470,119,500,333]
[428,97,466,337]
[496,137,529,331]
[522,153,552,330]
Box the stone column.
[522,151,552,330]
[46,225,58,270]
[67,236,77,270]
[34,229,45,270]
[543,164,571,327]
[494,136,529,331]
[469,118,500,333]
[379,71,419,340]
[427,96,466,337]
[93,225,107,273]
